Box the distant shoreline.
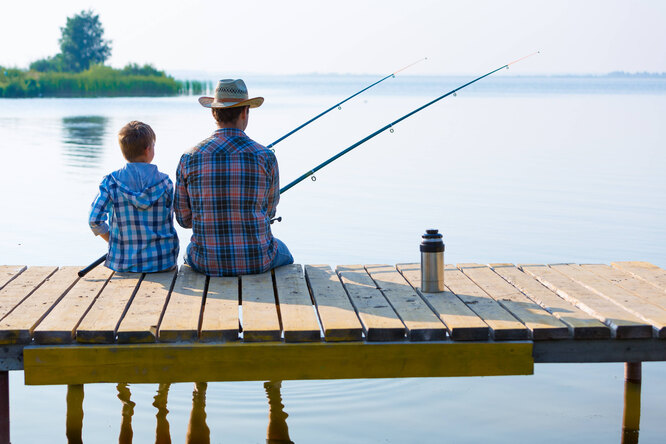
[0,65,213,99]
[2,71,664,99]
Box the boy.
[89,121,179,272]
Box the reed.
[0,64,205,98]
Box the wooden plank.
[490,264,609,339]
[458,264,569,340]
[159,265,205,342]
[552,264,666,338]
[337,265,406,341]
[23,341,534,385]
[0,266,26,291]
[534,339,666,363]
[365,264,447,341]
[305,265,363,341]
[274,265,321,342]
[0,266,57,319]
[241,271,281,342]
[76,272,142,343]
[521,265,653,339]
[200,275,239,342]
[397,263,489,341]
[117,271,175,343]
[32,266,113,344]
[612,261,666,292]
[583,264,666,310]
[443,265,528,340]
[0,267,80,344]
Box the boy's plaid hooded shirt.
[89,164,179,272]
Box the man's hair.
[212,106,247,125]
[118,121,156,161]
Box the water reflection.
[118,383,135,443]
[66,385,84,444]
[622,363,642,444]
[65,381,293,443]
[186,382,209,444]
[154,383,171,444]
[61,116,109,169]
[622,378,641,444]
[265,381,293,444]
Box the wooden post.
[0,371,8,444]
[622,362,641,444]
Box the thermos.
[420,229,445,292]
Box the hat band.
[213,97,245,103]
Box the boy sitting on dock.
[89,121,179,272]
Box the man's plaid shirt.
[175,128,279,276]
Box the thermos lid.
[420,229,445,252]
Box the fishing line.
[266,57,427,150]
[279,51,540,194]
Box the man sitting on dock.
[174,78,293,276]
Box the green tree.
[59,10,112,72]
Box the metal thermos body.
[420,229,445,293]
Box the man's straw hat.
[198,79,264,109]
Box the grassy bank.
[0,65,210,98]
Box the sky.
[1,0,665,76]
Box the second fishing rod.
[279,52,540,195]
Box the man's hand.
[100,232,110,243]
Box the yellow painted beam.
[23,341,533,385]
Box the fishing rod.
[78,254,106,277]
[266,57,427,150]
[279,52,540,194]
[78,53,536,277]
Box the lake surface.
[0,74,665,443]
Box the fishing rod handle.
[78,254,107,277]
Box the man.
[175,78,293,276]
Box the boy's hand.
[100,232,110,243]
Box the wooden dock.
[0,261,664,443]
[0,261,663,385]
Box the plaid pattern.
[89,172,179,272]
[175,128,279,276]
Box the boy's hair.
[118,121,156,162]
[212,106,247,125]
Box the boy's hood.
[109,163,170,209]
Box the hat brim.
[198,97,264,109]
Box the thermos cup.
[420,229,445,292]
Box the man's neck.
[217,123,243,130]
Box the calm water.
[1,75,665,443]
